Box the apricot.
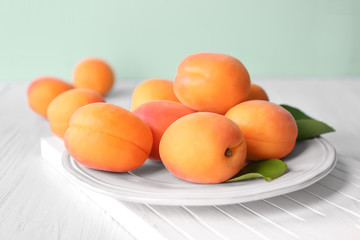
[225,100,297,161]
[245,83,269,101]
[27,76,73,118]
[174,52,251,114]
[131,78,181,111]
[159,112,247,184]
[73,58,114,96]
[47,89,105,139]
[133,100,197,161]
[64,103,153,172]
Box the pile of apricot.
[28,53,297,184]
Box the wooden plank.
[4,80,360,240]
[185,206,265,240]
[41,136,181,240]
[147,205,224,240]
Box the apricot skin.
[174,53,251,114]
[159,112,247,184]
[131,78,180,111]
[47,89,105,139]
[73,58,114,96]
[245,83,269,101]
[133,100,197,161]
[27,76,73,118]
[64,103,153,172]
[225,100,298,161]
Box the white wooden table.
[1,79,360,239]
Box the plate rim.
[61,137,337,206]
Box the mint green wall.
[0,0,359,82]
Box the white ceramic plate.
[62,137,336,206]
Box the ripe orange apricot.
[27,76,73,118]
[131,78,181,111]
[47,89,105,139]
[133,100,197,161]
[73,58,114,96]
[245,83,269,101]
[64,103,153,172]
[174,52,251,114]
[225,100,298,161]
[159,112,247,184]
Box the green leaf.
[296,119,335,140]
[227,159,287,182]
[280,104,335,140]
[280,104,312,120]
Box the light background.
[0,0,359,82]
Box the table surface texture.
[1,79,360,240]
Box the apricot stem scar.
[225,148,232,157]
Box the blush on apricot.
[64,103,153,172]
[133,100,196,161]
[131,78,180,111]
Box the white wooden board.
[41,136,360,240]
[2,80,360,240]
